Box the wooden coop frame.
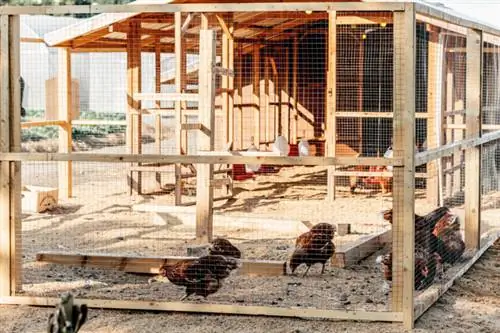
[0,2,500,330]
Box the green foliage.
[22,110,126,142]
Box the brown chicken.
[377,243,440,291]
[155,255,239,301]
[289,223,336,276]
[433,215,465,265]
[209,237,242,258]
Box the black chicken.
[155,254,239,301]
[47,292,87,333]
[433,215,465,264]
[208,237,242,258]
[289,223,336,277]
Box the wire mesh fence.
[0,3,496,327]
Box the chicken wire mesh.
[14,10,403,314]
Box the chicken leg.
[302,265,312,277]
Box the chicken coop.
[0,1,499,330]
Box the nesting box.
[21,185,59,213]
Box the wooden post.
[8,15,22,293]
[174,12,186,205]
[127,20,142,194]
[426,27,442,205]
[221,14,234,146]
[264,54,270,144]
[196,29,216,243]
[283,47,290,140]
[253,44,261,147]
[57,48,72,199]
[326,11,337,202]
[0,14,11,297]
[237,43,243,150]
[464,28,482,250]
[444,61,453,198]
[393,5,416,329]
[154,41,162,189]
[291,38,298,144]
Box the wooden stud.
[291,38,298,144]
[326,11,337,202]
[0,15,11,297]
[252,44,261,147]
[426,28,442,205]
[127,20,142,194]
[56,48,72,199]
[0,152,404,167]
[228,16,235,147]
[174,12,187,205]
[282,47,290,140]
[221,14,234,146]
[236,43,243,150]
[264,54,270,144]
[196,29,216,243]
[8,15,22,294]
[392,4,416,329]
[0,295,403,322]
[464,28,482,250]
[332,230,391,268]
[154,41,163,190]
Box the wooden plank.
[426,28,441,205]
[335,111,428,119]
[331,230,391,268]
[464,29,482,250]
[221,14,230,146]
[333,170,427,178]
[291,38,298,144]
[0,295,403,322]
[414,130,500,166]
[8,15,22,294]
[134,92,198,102]
[35,252,286,277]
[127,20,142,194]
[174,11,187,206]
[57,48,73,199]
[236,43,243,149]
[414,229,500,319]
[71,120,126,126]
[392,5,416,329]
[252,44,260,148]
[196,29,216,243]
[228,17,235,148]
[0,152,404,167]
[0,14,10,297]
[326,11,337,202]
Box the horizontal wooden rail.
[72,119,127,126]
[415,130,500,166]
[335,111,428,119]
[334,170,428,178]
[0,153,403,167]
[444,124,500,131]
[0,2,406,15]
[134,93,199,102]
[213,66,235,77]
[21,120,66,128]
[0,296,403,322]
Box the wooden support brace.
[196,29,216,243]
[326,11,337,202]
[464,28,482,250]
[392,4,416,329]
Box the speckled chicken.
[153,255,239,301]
[47,292,87,333]
[289,223,336,276]
[208,237,242,258]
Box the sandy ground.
[3,136,499,332]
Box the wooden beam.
[335,111,428,119]
[0,295,403,322]
[155,41,162,190]
[0,153,403,167]
[331,230,391,268]
[127,20,142,194]
[464,28,482,250]
[291,38,298,144]
[8,15,22,294]
[392,4,416,329]
[425,28,442,205]
[236,43,243,150]
[326,11,337,202]
[264,54,270,144]
[134,92,199,102]
[414,229,500,319]
[196,29,216,243]
[252,44,260,147]
[0,14,11,297]
[221,14,234,146]
[35,252,286,277]
[174,11,187,205]
[57,48,72,199]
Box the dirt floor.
[3,135,498,332]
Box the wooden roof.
[43,0,368,52]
